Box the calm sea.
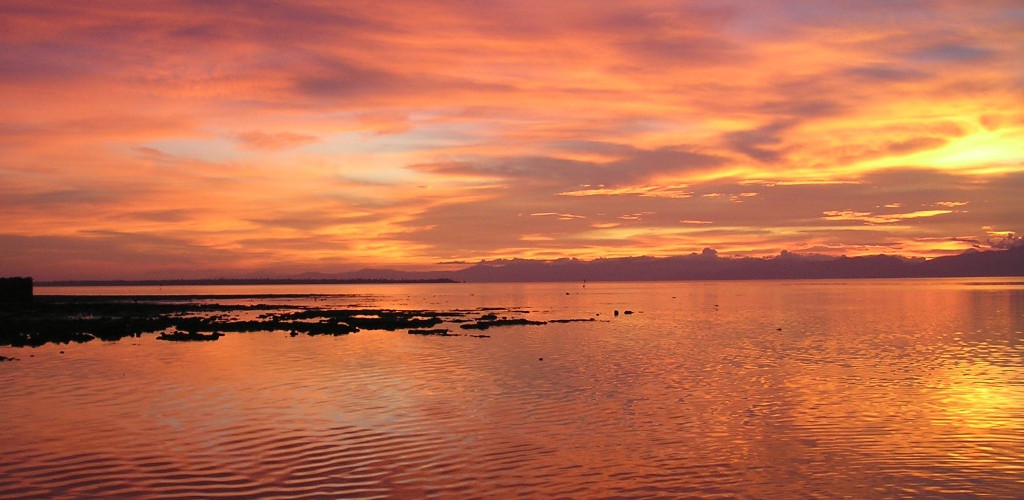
[2,279,1022,498]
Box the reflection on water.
[2,279,1023,498]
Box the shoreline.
[35,278,460,287]
[0,295,597,349]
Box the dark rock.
[0,277,32,303]
[460,318,546,330]
[157,331,224,341]
[272,309,442,331]
[408,328,453,336]
[0,297,519,348]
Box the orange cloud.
[1,1,1022,278]
[236,131,319,151]
[558,184,692,198]
[822,209,955,225]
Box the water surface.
[2,279,1023,498]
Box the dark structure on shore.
[0,277,33,303]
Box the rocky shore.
[0,295,601,348]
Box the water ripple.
[2,280,1023,497]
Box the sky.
[2,0,1023,280]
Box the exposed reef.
[460,317,547,330]
[265,309,447,333]
[409,328,454,336]
[0,298,279,347]
[157,331,224,342]
[0,295,598,348]
[408,328,491,338]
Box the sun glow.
[919,132,1024,173]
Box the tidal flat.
[0,295,593,348]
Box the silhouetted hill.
[34,247,1024,285]
[446,246,1022,282]
[913,245,1024,277]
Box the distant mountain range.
[417,245,1024,282]
[36,246,1024,286]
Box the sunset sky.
[2,1,1023,279]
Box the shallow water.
[3,279,1023,498]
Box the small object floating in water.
[614,310,619,316]
[776,327,783,331]
[539,357,543,361]
[624,310,634,315]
